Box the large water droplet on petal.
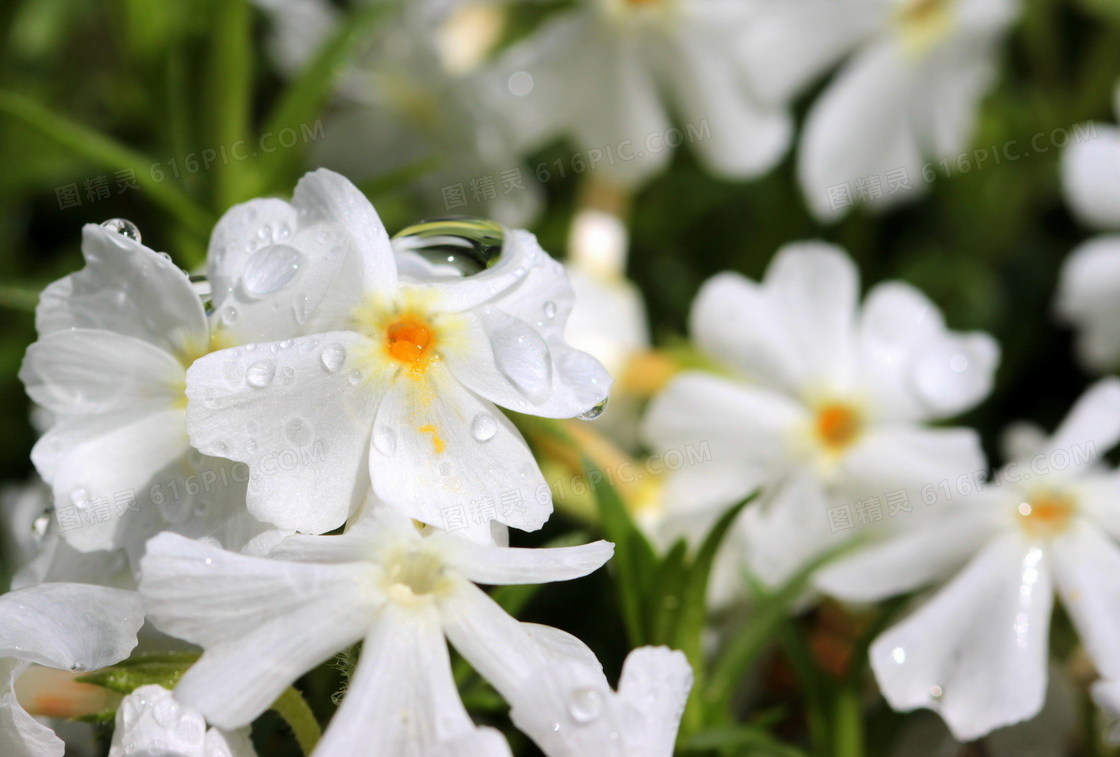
[240,244,303,298]
[579,396,609,421]
[392,218,504,276]
[320,344,346,373]
[470,412,498,442]
[246,360,276,388]
[100,218,141,243]
[567,687,604,724]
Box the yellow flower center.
[386,315,435,366]
[895,0,953,56]
[815,402,862,451]
[1017,492,1076,538]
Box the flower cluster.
[4,169,692,756]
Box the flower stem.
[271,686,322,756]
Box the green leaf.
[0,284,39,312]
[585,457,659,646]
[0,90,215,237]
[206,0,254,209]
[76,652,199,694]
[681,725,809,757]
[703,539,861,714]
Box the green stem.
[832,685,864,757]
[206,0,253,210]
[0,90,215,237]
[271,686,322,756]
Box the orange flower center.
[1017,492,1076,538]
[816,403,861,451]
[386,316,434,365]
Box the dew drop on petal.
[578,396,609,421]
[246,360,276,388]
[567,687,603,723]
[391,218,504,276]
[348,369,363,386]
[240,245,303,298]
[285,417,312,446]
[543,301,557,319]
[320,344,347,373]
[70,488,89,508]
[373,427,397,456]
[100,218,141,243]
[470,413,498,442]
[221,307,239,325]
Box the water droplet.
[543,301,557,319]
[240,245,303,298]
[246,440,258,453]
[279,339,294,349]
[100,218,141,243]
[246,360,276,388]
[508,71,534,97]
[579,397,609,421]
[348,369,363,386]
[493,327,552,403]
[276,223,292,241]
[470,413,498,441]
[929,685,944,700]
[31,510,51,541]
[285,417,312,446]
[392,218,504,276]
[567,687,603,723]
[70,488,89,508]
[245,343,257,352]
[320,344,346,373]
[221,306,239,325]
[373,427,397,456]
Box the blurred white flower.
[483,0,792,188]
[108,685,256,757]
[1,583,143,757]
[855,379,1120,740]
[642,242,998,593]
[256,0,540,226]
[743,0,1019,219]
[187,170,610,542]
[19,225,278,564]
[140,507,686,756]
[1056,81,1120,371]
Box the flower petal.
[1062,125,1120,229]
[1055,236,1120,372]
[139,533,378,728]
[185,332,382,534]
[1051,519,1120,679]
[1,660,63,757]
[0,583,142,670]
[439,536,613,585]
[21,330,184,416]
[368,364,550,539]
[36,225,207,360]
[763,242,860,391]
[870,535,1053,741]
[1039,377,1120,476]
[314,603,475,757]
[643,372,805,514]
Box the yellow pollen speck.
[815,403,862,451]
[419,424,446,454]
[1017,492,1076,538]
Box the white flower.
[140,507,690,756]
[187,170,611,541]
[256,0,541,226]
[19,225,280,563]
[108,685,256,757]
[484,0,791,187]
[642,242,998,592]
[743,0,1019,219]
[0,583,144,757]
[1056,81,1120,371]
[856,379,1120,740]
